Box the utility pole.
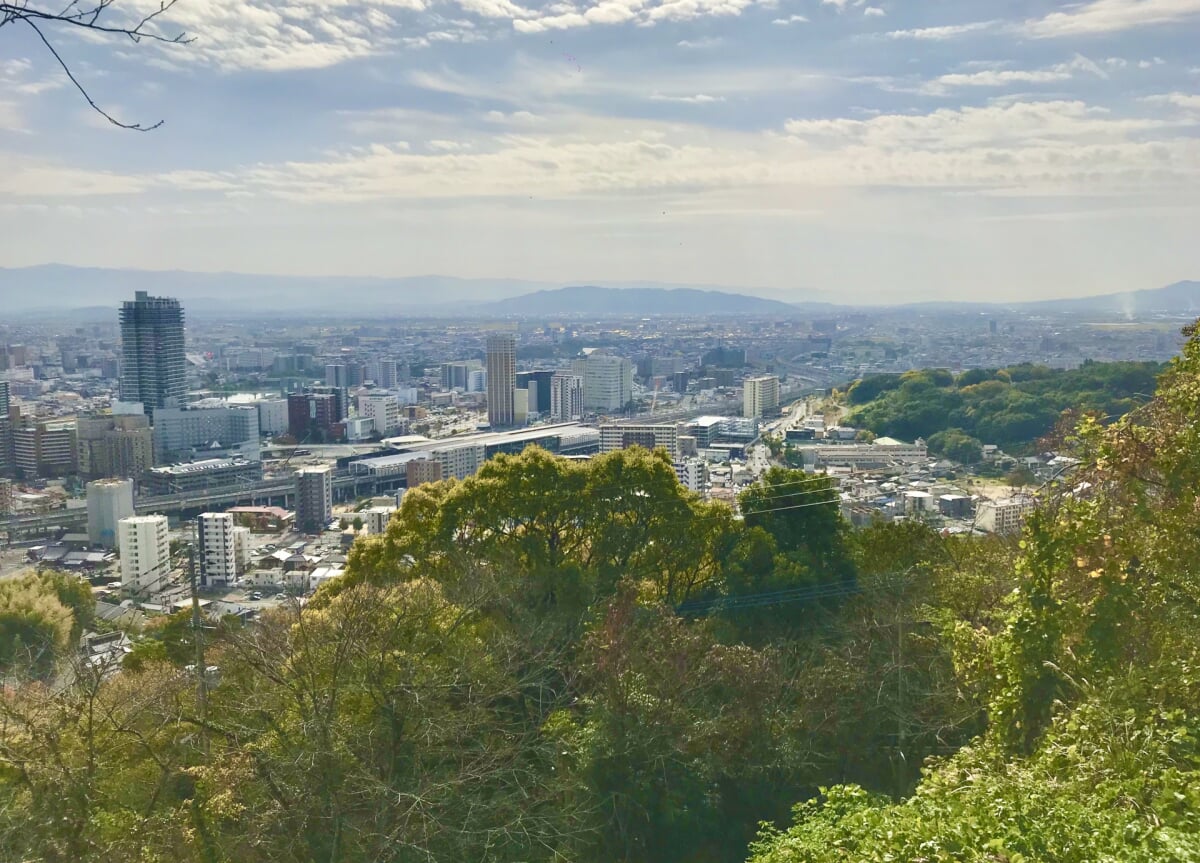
[188,529,209,756]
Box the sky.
[1,0,1199,304]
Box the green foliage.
[848,360,1160,449]
[0,571,94,678]
[846,374,901,405]
[926,428,984,464]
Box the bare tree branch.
[1,1,192,130]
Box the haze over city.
[3,0,1199,303]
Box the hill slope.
[482,285,805,316]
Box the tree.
[1,1,190,129]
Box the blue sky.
[1,0,1199,302]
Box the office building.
[13,420,76,478]
[86,478,135,548]
[325,363,348,389]
[152,404,260,463]
[0,477,13,515]
[441,360,483,391]
[514,388,530,426]
[197,512,237,587]
[76,413,154,481]
[743,375,781,419]
[256,398,289,436]
[311,384,348,423]
[145,458,263,495]
[288,392,339,441]
[486,334,516,427]
[516,370,556,414]
[467,368,486,393]
[295,465,333,534]
[357,393,402,436]
[599,422,680,459]
[406,459,443,487]
[120,291,186,416]
[377,359,400,389]
[550,373,584,422]
[572,353,634,413]
[118,514,170,595]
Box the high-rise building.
[486,335,516,427]
[357,393,402,436]
[516,370,556,414]
[288,392,339,440]
[0,477,13,515]
[441,360,483,391]
[76,413,154,481]
[743,375,781,419]
[0,380,12,476]
[599,422,680,459]
[295,465,333,534]
[572,354,634,413]
[406,459,443,487]
[197,512,237,587]
[120,291,186,416]
[550,373,584,422]
[118,514,170,595]
[377,359,400,389]
[256,398,289,436]
[13,420,77,478]
[86,478,135,548]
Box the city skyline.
[1,0,1198,303]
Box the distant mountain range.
[1,264,1198,318]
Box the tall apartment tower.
[486,334,516,428]
[743,375,781,419]
[118,514,170,595]
[197,512,237,587]
[0,380,12,476]
[550,373,585,422]
[86,478,135,548]
[120,291,186,416]
[377,359,400,389]
[295,465,333,534]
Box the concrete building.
[256,398,290,437]
[86,479,135,548]
[362,506,396,535]
[600,422,680,460]
[743,375,781,419]
[435,443,487,481]
[152,404,261,464]
[118,514,170,595]
[287,392,339,441]
[197,512,237,587]
[76,413,154,481]
[0,380,12,476]
[572,353,634,413]
[550,373,584,422]
[486,334,516,427]
[516,370,556,414]
[977,496,1036,535]
[358,393,402,436]
[441,360,483,391]
[13,421,76,478]
[0,477,12,515]
[467,369,486,393]
[295,465,333,534]
[406,459,443,487]
[233,525,253,573]
[674,457,708,494]
[377,359,400,389]
[120,291,186,416]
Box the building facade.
[145,458,263,495]
[295,465,333,534]
[12,421,77,478]
[357,393,402,436]
[256,398,290,436]
[197,512,237,587]
[118,514,170,595]
[120,291,186,416]
[743,375,781,419]
[599,422,680,460]
[572,354,634,413]
[152,404,261,464]
[76,413,155,481]
[550,373,584,422]
[486,335,516,427]
[86,478,135,548]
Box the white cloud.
[881,20,997,39]
[863,6,885,16]
[1142,92,1200,109]
[650,92,726,102]
[924,55,1109,93]
[1025,0,1200,37]
[771,14,807,24]
[677,36,723,46]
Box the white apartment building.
[572,354,634,413]
[256,398,289,436]
[743,375,781,419]
[362,505,397,535]
[197,512,237,587]
[86,478,135,549]
[357,393,402,436]
[976,496,1037,535]
[118,514,170,595]
[600,422,680,460]
[550,373,584,422]
[434,443,486,481]
[674,457,709,493]
[233,525,253,573]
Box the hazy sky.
[1,0,1199,303]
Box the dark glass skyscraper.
[120,291,186,416]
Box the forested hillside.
[2,339,1199,862]
[846,361,1161,451]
